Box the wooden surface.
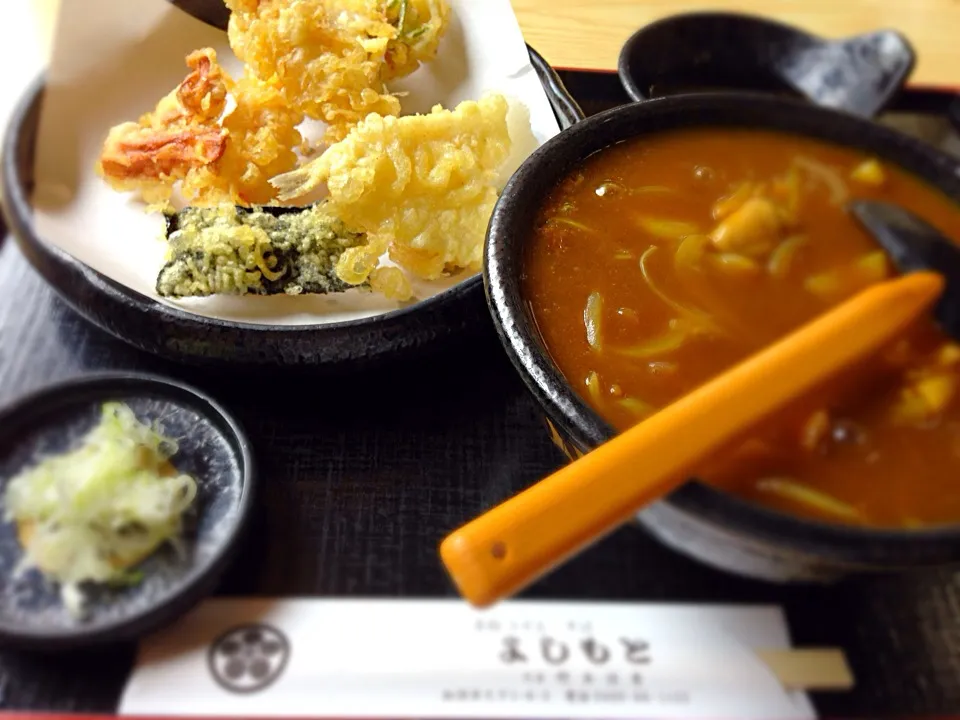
[513,0,960,89]
[12,0,960,90]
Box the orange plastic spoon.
[440,271,945,607]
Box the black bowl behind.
[0,373,254,650]
[486,92,960,583]
[618,12,914,119]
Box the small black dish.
[485,92,960,584]
[0,373,254,650]
[618,12,915,118]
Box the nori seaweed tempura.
[157,202,367,298]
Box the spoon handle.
[440,272,944,607]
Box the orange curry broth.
[522,128,960,528]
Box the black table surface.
[2,76,960,716]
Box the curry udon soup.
[523,128,960,529]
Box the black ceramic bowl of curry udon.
[485,92,960,583]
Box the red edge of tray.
[0,715,659,720]
[549,63,960,95]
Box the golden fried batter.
[225,0,448,143]
[174,50,229,123]
[98,49,303,206]
[98,127,225,185]
[272,93,512,284]
[183,71,304,206]
[99,0,451,208]
[97,49,228,203]
[382,0,450,81]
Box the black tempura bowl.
[484,92,960,583]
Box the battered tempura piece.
[97,49,228,204]
[99,0,450,205]
[157,203,367,297]
[382,0,451,80]
[98,49,304,206]
[182,71,305,206]
[225,0,449,143]
[271,93,512,283]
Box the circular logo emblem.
[207,624,291,694]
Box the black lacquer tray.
[3,10,960,712]
[2,71,960,714]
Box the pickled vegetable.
[4,403,198,617]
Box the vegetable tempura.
[182,70,305,206]
[97,49,304,206]
[382,0,451,80]
[272,93,512,284]
[226,0,450,143]
[157,203,367,297]
[97,49,229,205]
[95,0,536,305]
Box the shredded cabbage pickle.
[3,403,197,616]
